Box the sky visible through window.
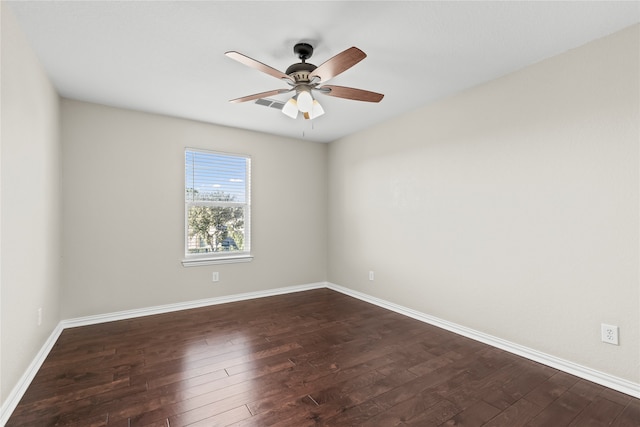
[185,150,247,203]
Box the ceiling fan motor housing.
[285,62,317,82]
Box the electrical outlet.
[212,272,219,282]
[37,308,42,326]
[369,271,374,281]
[601,323,619,345]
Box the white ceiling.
[7,1,640,143]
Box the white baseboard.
[325,282,640,399]
[61,282,326,329]
[2,281,638,425]
[0,323,65,426]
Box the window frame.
[182,148,252,267]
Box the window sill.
[181,255,253,267]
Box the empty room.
[1,1,639,426]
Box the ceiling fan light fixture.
[296,89,314,113]
[226,44,383,122]
[282,97,298,119]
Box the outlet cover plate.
[601,323,619,345]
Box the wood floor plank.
[369,389,449,425]
[243,352,398,419]
[568,395,626,427]
[139,420,169,427]
[523,371,580,408]
[183,404,253,427]
[611,399,640,427]
[5,288,638,426]
[403,398,461,426]
[440,399,502,426]
[483,398,543,427]
[526,390,592,427]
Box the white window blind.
[184,149,251,265]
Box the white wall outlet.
[37,308,42,326]
[369,271,374,281]
[212,272,219,282]
[601,323,619,345]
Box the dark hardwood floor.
[7,289,639,426]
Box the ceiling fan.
[225,43,384,120]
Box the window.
[183,149,251,266]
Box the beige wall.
[328,25,639,382]
[60,100,327,318]
[1,4,62,403]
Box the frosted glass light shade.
[297,90,313,113]
[310,100,325,119]
[282,98,298,119]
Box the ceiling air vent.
[255,98,285,110]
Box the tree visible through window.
[185,149,251,262]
